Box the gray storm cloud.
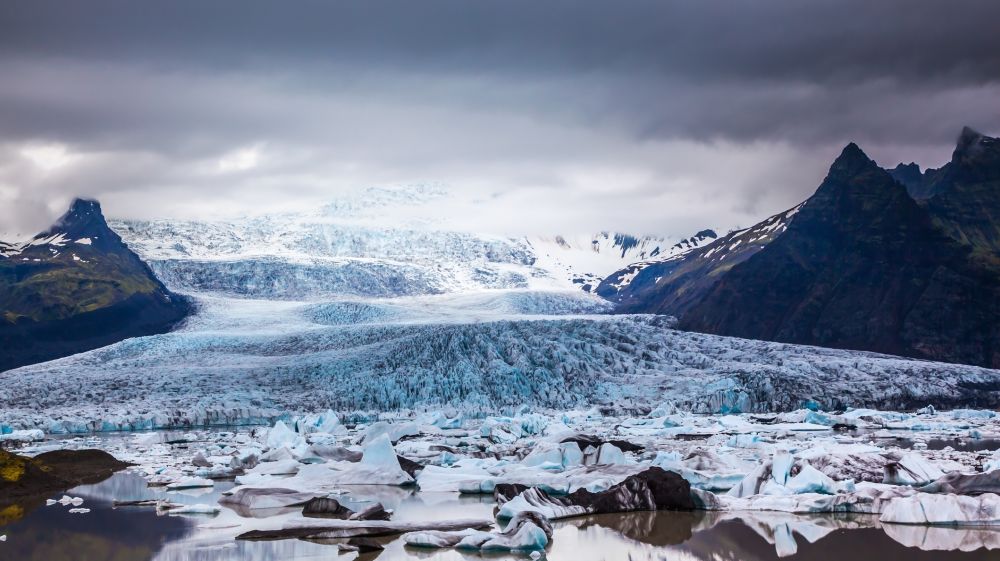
[0,0,998,237]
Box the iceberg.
[404,511,552,551]
[881,493,1000,526]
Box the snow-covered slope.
[111,211,543,298]
[600,205,801,312]
[110,187,717,298]
[526,230,716,293]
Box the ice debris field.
[9,406,1000,558]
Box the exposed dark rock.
[678,138,1000,368]
[603,128,1000,370]
[0,449,129,518]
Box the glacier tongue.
[2,289,999,432]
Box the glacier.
[3,187,999,433]
[2,289,1000,432]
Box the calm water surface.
[3,471,1000,561]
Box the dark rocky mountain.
[922,127,1000,268]
[0,198,191,372]
[607,129,1000,368]
[598,206,796,317]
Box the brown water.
[2,472,1000,561]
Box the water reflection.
[3,472,1000,561]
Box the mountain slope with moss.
[0,199,191,372]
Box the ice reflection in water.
[4,472,1000,561]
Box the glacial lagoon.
[4,410,1000,561]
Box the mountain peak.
[836,142,870,164]
[35,197,120,249]
[823,142,878,185]
[952,125,997,164]
[958,125,984,148]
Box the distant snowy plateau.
[3,188,999,433]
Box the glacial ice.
[403,511,552,551]
[881,493,1000,526]
[4,291,1000,433]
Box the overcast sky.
[1,0,998,239]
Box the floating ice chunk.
[420,411,464,429]
[265,420,298,450]
[0,429,44,442]
[316,410,347,435]
[785,463,850,495]
[0,534,5,541]
[475,512,551,551]
[521,442,583,470]
[881,493,1000,526]
[219,487,315,510]
[919,470,1000,496]
[884,453,945,486]
[68,508,90,514]
[985,452,1000,474]
[169,503,221,515]
[771,451,793,486]
[591,443,631,466]
[727,434,762,448]
[480,418,520,444]
[289,433,416,486]
[56,495,84,506]
[247,459,300,476]
[497,467,693,520]
[951,409,996,420]
[260,446,296,462]
[650,401,679,417]
[404,512,553,551]
[883,522,1000,551]
[362,422,419,444]
[804,410,858,428]
[362,434,403,470]
[652,450,748,492]
[728,452,857,498]
[134,432,162,446]
[166,477,214,490]
[416,464,495,493]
